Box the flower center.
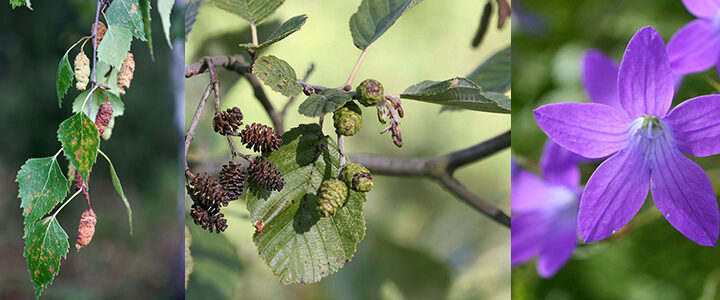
[631,115,665,140]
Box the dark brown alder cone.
[91,21,107,47]
[75,209,97,251]
[219,161,245,200]
[95,100,113,135]
[240,123,282,153]
[117,53,135,95]
[247,157,284,191]
[187,172,230,208]
[212,107,243,135]
[190,204,228,233]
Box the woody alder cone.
[187,172,230,208]
[190,204,228,233]
[247,158,284,191]
[212,107,243,135]
[75,209,97,251]
[240,123,282,153]
[91,21,107,47]
[95,100,113,135]
[220,161,246,200]
[317,179,348,217]
[74,52,90,91]
[117,52,135,95]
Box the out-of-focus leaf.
[185,0,204,39]
[239,14,307,49]
[139,0,153,57]
[349,0,423,50]
[158,0,174,47]
[252,55,302,97]
[297,89,354,117]
[245,124,367,284]
[98,25,133,68]
[211,0,284,25]
[99,150,132,234]
[468,46,511,92]
[9,0,31,9]
[401,78,510,113]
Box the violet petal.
[681,0,720,19]
[665,95,720,157]
[540,140,583,188]
[582,50,621,108]
[667,19,720,75]
[537,222,577,278]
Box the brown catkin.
[247,157,285,191]
[95,100,113,135]
[74,52,90,91]
[117,53,135,95]
[240,123,282,153]
[212,107,243,135]
[91,21,107,47]
[75,209,97,251]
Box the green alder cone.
[356,79,384,106]
[342,163,374,192]
[317,179,348,217]
[333,101,363,136]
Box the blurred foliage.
[512,0,720,299]
[0,1,182,299]
[185,0,510,299]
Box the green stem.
[52,189,83,219]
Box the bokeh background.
[185,0,511,299]
[0,1,184,299]
[512,0,720,299]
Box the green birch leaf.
[57,113,100,182]
[401,78,510,113]
[24,217,69,298]
[16,157,68,236]
[245,124,367,284]
[349,0,423,50]
[297,89,354,117]
[158,0,174,47]
[106,0,147,40]
[99,150,133,234]
[139,0,153,57]
[239,14,307,49]
[467,46,511,92]
[9,0,31,9]
[98,25,133,68]
[56,47,74,107]
[72,89,125,120]
[252,55,302,97]
[211,0,285,25]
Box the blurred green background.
[512,0,720,299]
[185,0,510,299]
[0,2,183,299]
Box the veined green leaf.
[245,124,367,284]
[56,47,75,107]
[106,0,147,40]
[211,0,285,25]
[252,55,302,97]
[139,0,154,57]
[401,77,510,113]
[298,89,354,117]
[57,113,100,182]
[468,46,511,92]
[349,0,423,50]
[239,14,307,49]
[98,25,133,68]
[24,217,69,297]
[16,156,68,236]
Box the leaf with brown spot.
[106,0,147,40]
[17,156,68,237]
[23,216,69,297]
[252,55,302,97]
[57,113,100,182]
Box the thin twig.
[207,60,247,160]
[342,45,371,90]
[185,84,213,175]
[350,130,511,228]
[282,64,316,116]
[89,0,102,116]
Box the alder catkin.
[75,209,97,251]
[91,21,107,47]
[247,158,285,191]
[117,52,135,95]
[74,52,90,91]
[239,123,282,153]
[95,100,113,135]
[212,107,243,135]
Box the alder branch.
[184,84,213,177]
[350,130,511,227]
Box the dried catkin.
[74,52,90,91]
[219,161,246,200]
[212,107,243,135]
[117,53,135,95]
[95,100,113,135]
[75,209,97,251]
[91,21,107,47]
[240,123,282,153]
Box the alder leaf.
[349,0,423,50]
[297,89,354,117]
[252,55,302,97]
[72,89,125,120]
[57,113,100,182]
[99,150,133,234]
[106,0,147,40]
[158,0,174,47]
[401,77,510,113]
[16,156,68,236]
[211,0,285,25]
[239,14,307,49]
[139,0,153,57]
[98,25,133,68]
[467,46,511,93]
[245,124,367,285]
[24,216,69,298]
[56,47,74,107]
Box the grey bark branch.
[350,130,511,227]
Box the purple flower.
[511,141,583,277]
[667,0,720,76]
[534,27,720,246]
